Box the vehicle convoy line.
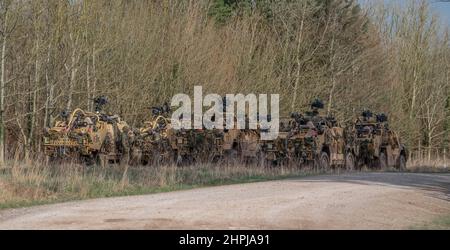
[0,172,448,230]
[43,98,407,169]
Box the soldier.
[94,96,108,113]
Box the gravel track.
[0,172,449,229]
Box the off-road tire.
[398,154,407,171]
[96,153,108,168]
[345,153,356,171]
[319,152,330,172]
[379,152,388,169]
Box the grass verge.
[412,214,450,230]
[1,160,447,211]
[0,162,317,210]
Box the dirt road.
[0,172,449,229]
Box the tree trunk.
[291,8,305,111]
[66,33,79,111]
[86,56,90,109]
[44,42,53,128]
[27,39,39,163]
[0,13,8,166]
[91,45,97,111]
[327,15,337,116]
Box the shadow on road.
[290,172,450,202]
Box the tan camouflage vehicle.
[238,129,261,163]
[133,104,174,165]
[257,117,296,166]
[235,114,265,164]
[43,97,131,166]
[165,114,204,164]
[236,117,308,167]
[235,100,346,169]
[134,115,173,165]
[345,111,407,170]
[207,112,241,162]
[287,100,346,170]
[166,107,241,165]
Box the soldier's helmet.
[307,99,324,117]
[162,102,171,114]
[311,99,324,110]
[151,107,162,116]
[376,113,388,123]
[151,101,171,117]
[94,96,108,112]
[362,110,373,118]
[361,110,374,122]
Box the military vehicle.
[42,95,408,172]
[167,128,204,164]
[206,113,241,163]
[257,117,296,166]
[345,111,407,170]
[160,111,198,164]
[233,99,346,169]
[133,103,174,165]
[286,100,346,170]
[197,100,241,163]
[43,96,131,166]
[238,128,261,164]
[166,98,242,165]
[166,119,239,165]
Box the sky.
[359,0,450,27]
[430,0,450,25]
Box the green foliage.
[311,0,369,35]
[412,214,450,229]
[208,0,367,30]
[209,0,235,24]
[208,0,272,23]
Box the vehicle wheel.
[176,154,183,166]
[398,154,407,171]
[164,150,176,166]
[96,153,107,168]
[287,156,301,168]
[379,152,388,169]
[84,155,96,166]
[319,152,330,172]
[129,148,142,166]
[225,149,239,165]
[345,153,355,171]
[302,160,314,170]
[256,150,266,167]
[120,151,130,166]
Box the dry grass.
[1,156,447,210]
[0,160,316,209]
[407,158,450,173]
